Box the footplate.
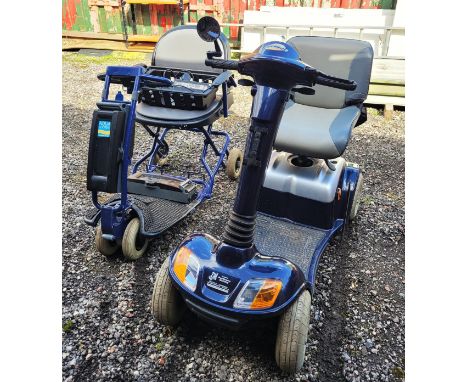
[253,213,327,275]
[84,194,200,237]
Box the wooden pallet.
[62,37,155,52]
[367,58,405,118]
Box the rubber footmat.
[84,194,200,237]
[254,213,327,275]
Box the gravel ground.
[62,51,405,382]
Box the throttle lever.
[292,87,315,95]
[238,79,255,87]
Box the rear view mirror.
[197,16,221,42]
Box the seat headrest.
[288,36,374,109]
[151,25,230,73]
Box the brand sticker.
[204,270,239,295]
[266,43,288,52]
[97,120,111,138]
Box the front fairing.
[168,233,306,320]
[238,41,313,89]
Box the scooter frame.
[89,65,232,241]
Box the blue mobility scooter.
[151,17,373,372]
[84,24,243,260]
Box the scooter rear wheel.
[122,218,149,260]
[151,256,186,326]
[95,224,120,256]
[275,289,311,373]
[349,174,364,221]
[226,148,243,180]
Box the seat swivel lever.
[325,159,336,171]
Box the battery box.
[87,108,127,193]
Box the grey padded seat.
[275,36,373,159]
[136,26,231,123]
[137,94,233,121]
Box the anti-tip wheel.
[226,148,243,180]
[122,218,149,261]
[349,174,364,221]
[151,256,186,326]
[153,154,168,166]
[275,290,311,374]
[95,224,120,256]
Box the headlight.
[173,247,200,292]
[233,279,282,310]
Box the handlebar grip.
[315,73,357,91]
[205,59,239,71]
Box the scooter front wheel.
[122,218,149,260]
[275,289,311,373]
[95,224,120,256]
[151,256,186,326]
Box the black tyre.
[122,218,149,260]
[349,174,364,221]
[95,224,120,256]
[275,290,311,373]
[151,257,186,326]
[226,148,243,180]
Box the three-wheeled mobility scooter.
[84,24,243,260]
[151,17,373,372]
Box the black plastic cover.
[87,109,126,193]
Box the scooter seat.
[275,100,361,159]
[274,35,373,159]
[135,93,233,128]
[136,95,222,121]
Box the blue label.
[97,120,111,138]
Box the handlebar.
[205,58,357,91]
[205,59,239,71]
[314,71,357,91]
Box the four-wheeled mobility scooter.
[151,17,373,372]
[84,24,243,260]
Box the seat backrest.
[288,36,373,109]
[151,25,230,73]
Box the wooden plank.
[369,83,405,97]
[371,58,405,85]
[359,0,378,9]
[126,0,189,4]
[62,37,155,52]
[149,4,159,34]
[98,6,109,32]
[141,4,154,34]
[63,30,126,40]
[341,0,361,8]
[384,104,393,120]
[88,0,120,6]
[365,94,405,107]
[127,34,160,42]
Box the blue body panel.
[169,234,306,324]
[162,40,363,328]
